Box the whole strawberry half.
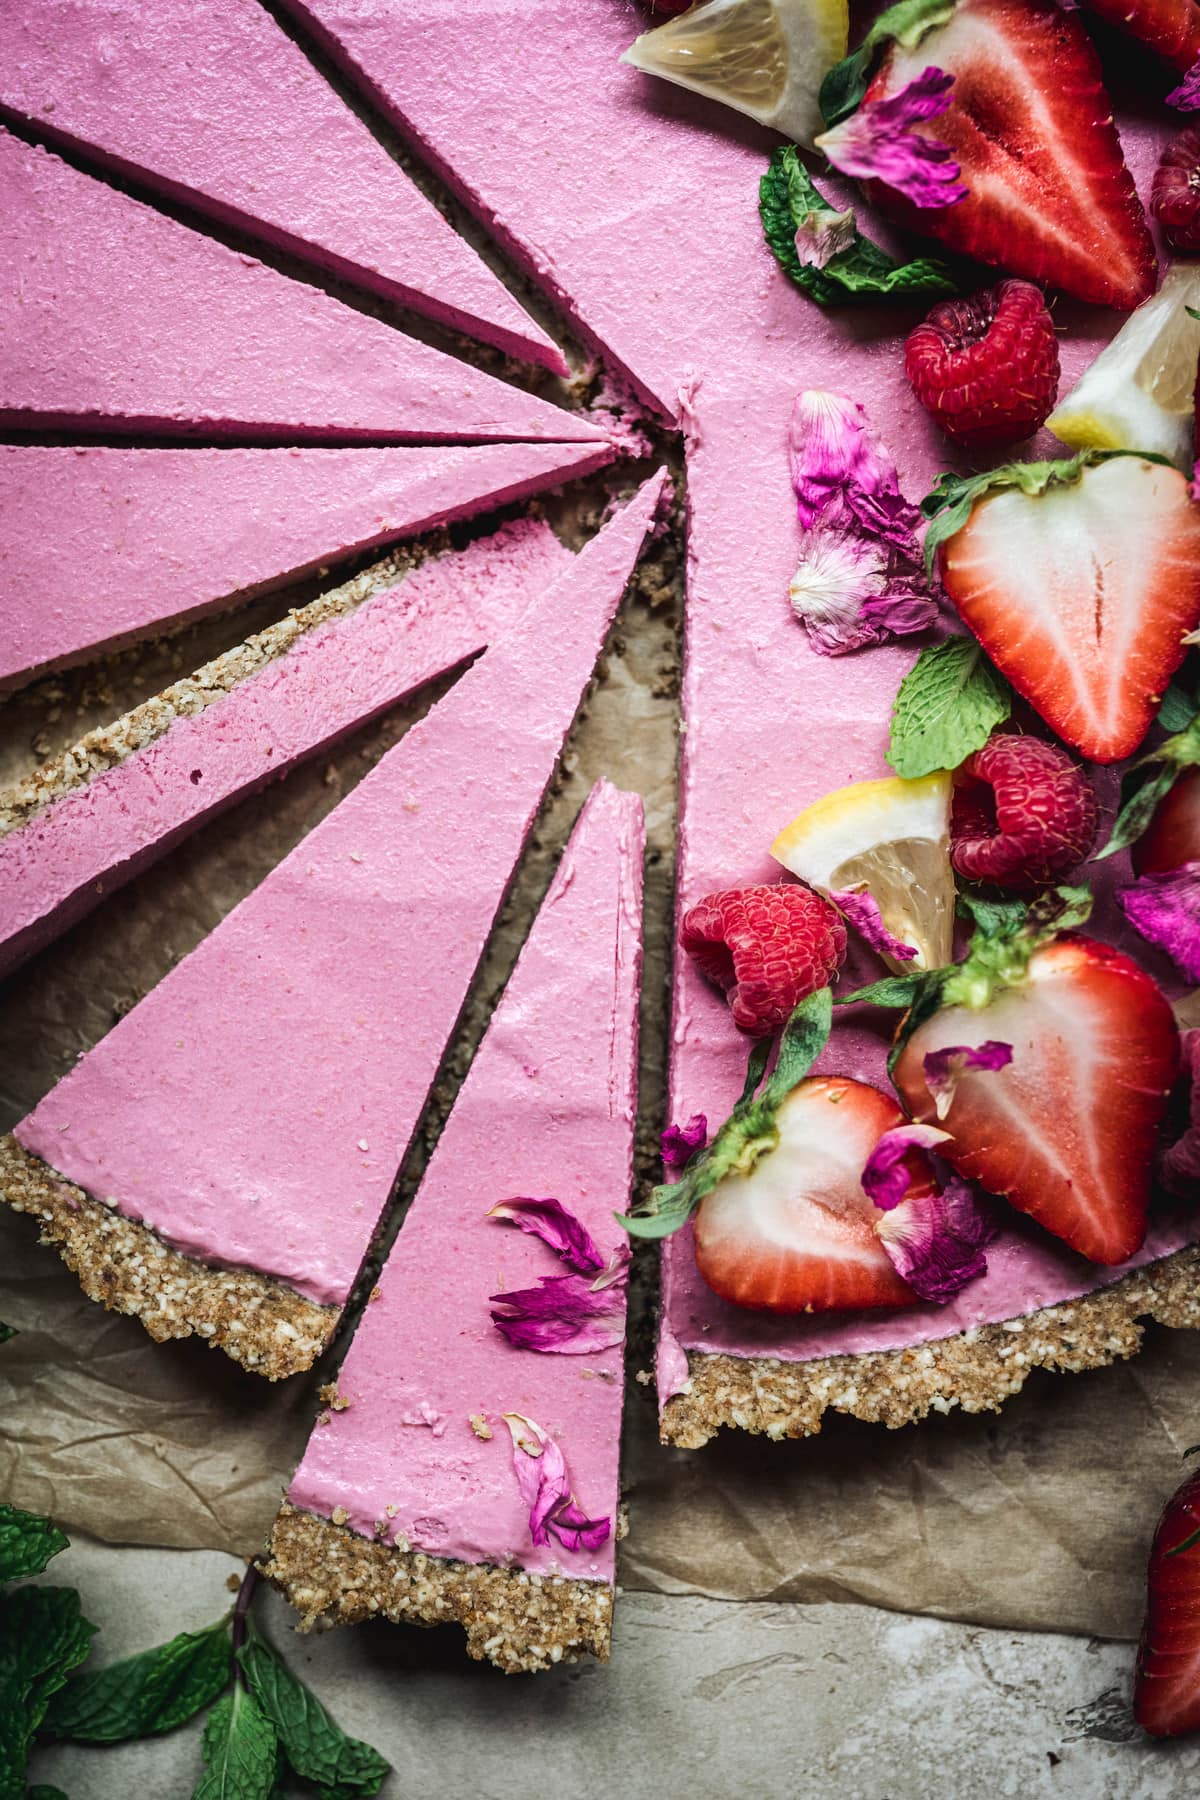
[936,457,1200,764]
[1135,1458,1200,1737]
[681,884,846,1038]
[693,1077,924,1312]
[1079,0,1200,75]
[1133,765,1200,876]
[905,280,1059,449]
[893,935,1179,1264]
[1152,129,1200,255]
[864,0,1156,310]
[951,733,1097,889]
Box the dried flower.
[1168,59,1200,110]
[489,1273,626,1356]
[816,68,967,210]
[503,1414,610,1554]
[487,1195,605,1275]
[661,1113,708,1172]
[831,888,919,961]
[862,1121,998,1303]
[922,1040,1014,1120]
[794,199,858,269]
[1117,865,1200,985]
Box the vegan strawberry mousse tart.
[266,781,644,1673]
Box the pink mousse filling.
[313,0,1198,1389]
[0,516,571,980]
[288,780,643,1582]
[14,473,665,1309]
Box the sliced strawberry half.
[865,0,1156,309]
[1135,1459,1200,1738]
[893,935,1179,1264]
[937,457,1200,764]
[1079,0,1200,76]
[692,1077,924,1313]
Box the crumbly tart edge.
[0,543,428,838]
[0,1135,337,1379]
[659,1244,1200,1449]
[263,1500,613,1674]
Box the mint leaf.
[42,1616,230,1744]
[0,1588,95,1796]
[193,1686,277,1800]
[760,147,955,308]
[887,638,1010,778]
[0,1506,68,1583]
[238,1636,388,1800]
[28,1786,70,1799]
[1158,682,1199,733]
[819,0,956,124]
[0,1323,14,1346]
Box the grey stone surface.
[26,1535,1200,1799]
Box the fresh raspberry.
[681,885,846,1037]
[1151,128,1200,254]
[904,280,1060,449]
[950,734,1098,890]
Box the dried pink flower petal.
[503,1414,611,1554]
[922,1040,1013,1121]
[489,1273,625,1355]
[816,68,968,210]
[1162,1030,1200,1198]
[862,1121,997,1303]
[788,391,920,538]
[486,1195,605,1274]
[1117,864,1200,985]
[661,1113,708,1171]
[861,1120,952,1212]
[1168,58,1200,109]
[831,888,919,961]
[794,201,858,269]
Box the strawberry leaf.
[819,0,956,126]
[0,1504,68,1583]
[41,1616,231,1744]
[887,638,1011,777]
[1098,715,1200,858]
[760,148,955,308]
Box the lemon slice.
[1047,263,1200,468]
[772,773,954,972]
[621,0,849,150]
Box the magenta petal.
[787,391,919,536]
[1162,1030,1200,1199]
[1168,57,1200,109]
[1117,865,1200,985]
[922,1040,1013,1120]
[487,1195,605,1274]
[817,68,967,210]
[547,1500,612,1554]
[661,1112,708,1171]
[861,1121,952,1212]
[831,889,919,961]
[490,1274,625,1355]
[876,1178,999,1303]
[503,1414,611,1554]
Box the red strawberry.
[937,457,1200,763]
[681,885,846,1038]
[692,1077,924,1312]
[1151,129,1200,254]
[893,936,1179,1264]
[864,0,1156,310]
[1135,1458,1200,1737]
[905,280,1059,449]
[951,734,1098,888]
[1134,766,1200,875]
[1079,0,1200,75]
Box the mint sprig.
[621,988,833,1240]
[887,638,1011,778]
[0,1586,97,1795]
[819,0,956,126]
[760,148,955,309]
[42,1616,232,1745]
[0,1504,69,1584]
[194,1684,278,1800]
[238,1629,389,1800]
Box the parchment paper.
[2,481,1197,1644]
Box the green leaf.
[1158,682,1199,734]
[764,988,833,1105]
[42,1616,231,1745]
[819,0,955,126]
[760,147,955,309]
[833,972,928,1009]
[27,1787,70,1799]
[920,449,1178,575]
[0,1507,69,1584]
[0,1323,14,1346]
[738,1037,772,1107]
[955,890,1028,939]
[886,638,1011,778]
[942,884,1093,1011]
[193,1686,277,1800]
[1097,716,1200,859]
[238,1637,388,1800]
[0,1588,95,1797]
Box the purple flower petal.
[1117,865,1200,985]
[503,1414,612,1555]
[1168,57,1200,109]
[1162,1030,1200,1199]
[861,1121,952,1212]
[787,391,921,538]
[486,1195,605,1275]
[490,1273,625,1355]
[661,1113,708,1172]
[876,1178,1000,1303]
[817,68,968,211]
[922,1040,1014,1121]
[831,888,919,961]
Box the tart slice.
[0,0,564,374]
[266,779,644,1674]
[0,130,602,444]
[0,472,666,1377]
[0,515,569,980]
[0,441,610,690]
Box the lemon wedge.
[772,773,954,972]
[621,0,849,150]
[1047,263,1200,468]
